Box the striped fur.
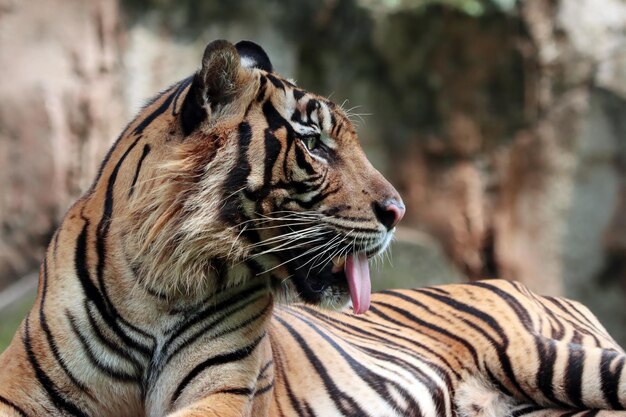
[0,40,624,417]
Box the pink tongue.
[344,253,371,314]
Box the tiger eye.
[305,136,319,151]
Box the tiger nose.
[373,199,405,231]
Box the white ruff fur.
[455,376,518,417]
[122,130,252,299]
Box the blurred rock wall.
[1,0,625,341]
[0,0,125,288]
[393,0,626,339]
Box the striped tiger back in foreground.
[270,280,626,417]
[0,40,624,417]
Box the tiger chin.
[1,39,626,417]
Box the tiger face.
[126,40,404,313]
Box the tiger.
[0,39,624,417]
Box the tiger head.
[121,40,404,313]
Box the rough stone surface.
[389,0,626,342]
[0,0,126,289]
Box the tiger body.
[0,40,624,417]
[270,283,626,417]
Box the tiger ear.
[181,40,242,135]
[235,40,273,72]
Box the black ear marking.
[235,40,273,73]
[180,74,207,136]
[180,40,242,136]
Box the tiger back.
[0,40,624,417]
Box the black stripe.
[134,84,179,135]
[93,77,182,186]
[371,302,480,366]
[23,317,91,417]
[266,74,284,90]
[0,395,30,417]
[83,300,143,371]
[217,387,253,396]
[302,401,317,417]
[254,360,275,397]
[274,356,309,416]
[470,281,534,329]
[201,301,270,340]
[413,288,507,340]
[256,75,268,102]
[92,122,133,188]
[52,229,61,262]
[164,283,265,345]
[259,128,282,198]
[180,75,207,136]
[290,107,309,126]
[293,89,305,101]
[221,121,253,226]
[561,299,610,341]
[258,360,274,378]
[526,293,566,341]
[66,311,139,382]
[510,405,543,417]
[273,315,371,417]
[305,100,318,123]
[254,383,274,396]
[425,286,450,295]
[171,76,193,116]
[74,222,151,357]
[600,350,625,409]
[535,337,569,407]
[171,333,265,406]
[294,144,316,176]
[285,185,341,210]
[96,134,156,347]
[39,257,90,393]
[413,288,535,403]
[165,296,270,364]
[486,366,513,397]
[564,345,585,407]
[263,100,293,135]
[300,305,460,382]
[579,411,600,417]
[74,223,109,322]
[543,297,603,347]
[284,309,429,416]
[97,135,141,294]
[129,144,151,196]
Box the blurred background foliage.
[1,0,626,350]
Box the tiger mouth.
[329,247,382,271]
[330,253,372,314]
[276,240,378,314]
[258,218,391,314]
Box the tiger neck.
[108,249,277,330]
[38,218,276,414]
